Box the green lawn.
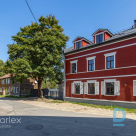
[0,95,29,98]
[51,100,136,114]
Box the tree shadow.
[0,115,135,136]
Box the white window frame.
[104,79,116,96]
[95,32,104,44]
[16,87,18,93]
[73,81,81,94]
[70,60,78,73]
[104,52,116,69]
[86,56,96,72]
[86,80,96,95]
[74,40,82,50]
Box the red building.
[64,20,136,108]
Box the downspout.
[19,82,20,97]
[63,51,66,101]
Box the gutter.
[63,51,66,101]
[64,32,136,55]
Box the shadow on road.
[0,116,135,136]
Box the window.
[88,60,94,71]
[0,88,2,92]
[88,83,95,94]
[106,56,114,69]
[106,82,114,95]
[70,60,78,73]
[74,83,80,94]
[6,79,7,84]
[86,56,96,71]
[8,78,10,84]
[72,63,76,73]
[96,34,103,44]
[13,87,15,93]
[76,41,81,49]
[16,87,18,93]
[1,79,5,84]
[104,52,116,69]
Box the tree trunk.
[38,77,43,98]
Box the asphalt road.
[0,98,136,136]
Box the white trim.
[70,60,78,73]
[73,81,81,83]
[73,81,82,94]
[104,79,116,82]
[66,65,136,75]
[73,39,82,43]
[104,52,116,57]
[65,97,136,104]
[86,80,97,95]
[70,60,78,63]
[92,29,113,37]
[104,52,116,69]
[104,79,117,96]
[66,74,136,81]
[66,40,136,60]
[74,41,82,50]
[87,80,96,83]
[86,56,96,71]
[95,32,104,44]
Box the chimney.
[133,20,136,28]
[134,20,136,27]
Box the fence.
[30,89,59,99]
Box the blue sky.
[0,0,136,62]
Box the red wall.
[66,76,136,102]
[104,32,111,40]
[66,37,136,102]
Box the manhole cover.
[26,124,44,130]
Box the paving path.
[0,98,136,136]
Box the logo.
[113,108,126,126]
[0,117,21,124]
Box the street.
[0,98,136,136]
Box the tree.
[5,15,69,97]
[42,78,58,89]
[0,60,5,77]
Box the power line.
[25,0,37,23]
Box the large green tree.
[5,15,69,97]
[0,60,5,77]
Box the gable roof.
[0,74,11,80]
[72,36,92,44]
[92,29,113,36]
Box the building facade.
[64,20,136,107]
[0,74,38,96]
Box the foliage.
[42,78,58,89]
[0,60,5,77]
[5,15,69,97]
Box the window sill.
[104,95,116,96]
[86,94,96,95]
[105,68,115,70]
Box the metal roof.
[64,27,136,54]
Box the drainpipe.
[63,51,66,101]
[19,82,20,97]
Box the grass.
[0,95,29,98]
[50,99,136,114]
[50,100,65,103]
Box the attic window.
[96,34,103,44]
[76,41,81,49]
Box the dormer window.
[76,41,81,49]
[96,34,103,44]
